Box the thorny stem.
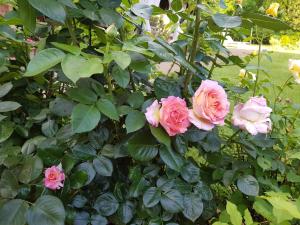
[252,38,262,96]
[183,0,201,96]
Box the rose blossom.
[159,96,190,136]
[145,100,161,127]
[232,96,272,135]
[266,3,280,17]
[44,165,65,190]
[288,59,300,84]
[189,80,230,131]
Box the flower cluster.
[146,80,272,136]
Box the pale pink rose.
[159,96,190,136]
[145,100,161,127]
[189,80,230,131]
[232,96,272,135]
[0,4,12,17]
[44,165,65,190]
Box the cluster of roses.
[43,80,272,191]
[145,80,272,137]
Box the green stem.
[66,19,78,46]
[183,0,201,96]
[273,76,293,112]
[221,130,240,150]
[207,29,228,79]
[252,39,262,96]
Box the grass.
[212,51,300,104]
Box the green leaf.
[154,78,181,99]
[94,193,119,216]
[159,146,184,172]
[0,199,29,225]
[226,201,243,225]
[127,92,144,109]
[128,131,159,161]
[93,156,113,177]
[244,209,254,225]
[118,201,134,224]
[111,51,131,70]
[183,193,203,222]
[212,13,242,28]
[253,198,273,221]
[17,0,36,33]
[57,0,77,8]
[72,144,96,160]
[67,87,98,104]
[0,101,21,112]
[76,162,96,185]
[0,82,13,98]
[131,3,153,20]
[18,155,43,184]
[237,175,259,196]
[242,12,291,31]
[0,170,19,198]
[112,65,130,88]
[70,171,88,189]
[27,195,65,225]
[91,215,108,225]
[160,189,184,213]
[180,162,200,183]
[99,8,124,28]
[42,120,58,137]
[28,0,66,23]
[24,48,65,77]
[0,121,14,143]
[61,54,103,83]
[171,0,182,11]
[143,187,161,208]
[21,136,46,155]
[96,99,119,121]
[49,97,74,117]
[71,104,101,133]
[150,126,171,148]
[257,156,272,171]
[125,110,145,133]
[51,42,81,55]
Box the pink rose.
[145,100,161,127]
[159,96,190,136]
[232,96,272,135]
[0,4,12,17]
[44,165,65,190]
[189,80,230,131]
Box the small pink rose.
[44,165,65,190]
[145,100,161,127]
[232,96,272,135]
[189,80,230,131]
[160,96,190,136]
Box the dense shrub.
[0,0,299,225]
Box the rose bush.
[0,0,299,225]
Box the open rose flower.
[145,100,161,127]
[160,96,190,136]
[189,80,230,131]
[288,59,300,84]
[232,96,272,135]
[266,3,280,17]
[0,4,12,17]
[44,165,65,190]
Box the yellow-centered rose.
[266,3,280,17]
[289,59,300,84]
